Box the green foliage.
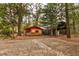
[0,3,79,37]
[1,27,12,36]
[0,19,12,36]
[42,3,58,28]
[0,3,30,36]
[67,4,79,34]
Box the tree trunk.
[65,3,71,38]
[50,24,56,36]
[17,4,22,36]
[50,20,53,36]
[72,12,76,34]
[50,28,53,36]
[12,26,15,39]
[36,13,39,25]
[73,17,76,34]
[17,15,22,36]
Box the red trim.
[25,26,43,32]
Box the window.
[35,30,39,33]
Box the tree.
[6,4,18,38]
[0,4,15,38]
[16,3,29,36]
[65,3,71,38]
[28,3,43,26]
[42,3,58,36]
[0,18,12,37]
[6,3,29,36]
[68,4,79,34]
[0,3,29,37]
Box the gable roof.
[24,26,45,32]
[29,26,44,30]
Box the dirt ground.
[0,36,79,56]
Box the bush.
[1,27,12,36]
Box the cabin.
[24,26,45,36]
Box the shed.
[24,26,44,36]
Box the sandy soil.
[0,36,79,56]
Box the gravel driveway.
[0,37,79,56]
